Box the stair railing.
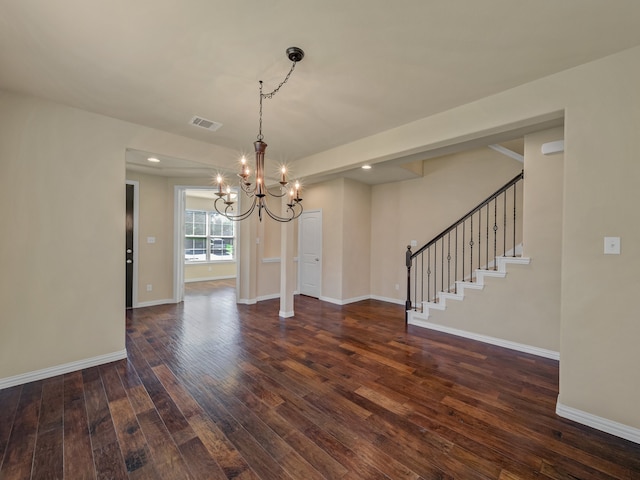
[405,171,524,321]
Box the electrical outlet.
[604,236,620,255]
[395,283,400,290]
[146,284,153,292]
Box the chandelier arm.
[260,198,303,222]
[265,186,288,199]
[213,196,258,222]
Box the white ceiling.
[2,1,639,180]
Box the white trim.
[184,275,236,283]
[0,349,128,390]
[173,186,186,303]
[257,293,280,302]
[488,144,524,162]
[237,298,257,305]
[556,402,640,444]
[406,317,560,360]
[370,295,405,306]
[135,298,175,308]
[279,310,295,318]
[319,294,371,306]
[262,257,280,263]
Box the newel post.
[405,245,412,324]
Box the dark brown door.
[126,184,134,308]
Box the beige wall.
[426,127,563,352]
[341,179,372,301]
[125,172,174,302]
[303,178,345,301]
[370,147,523,302]
[0,93,128,379]
[302,177,371,303]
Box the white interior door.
[298,210,322,298]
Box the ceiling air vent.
[189,116,222,132]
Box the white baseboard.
[237,298,257,305]
[556,402,640,444]
[370,295,406,306]
[185,275,236,283]
[320,295,370,305]
[407,317,560,360]
[0,349,128,390]
[135,298,175,308]
[279,310,295,318]
[257,293,280,302]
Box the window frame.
[184,209,235,263]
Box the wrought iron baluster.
[462,221,466,282]
[486,203,489,269]
[447,232,451,292]
[513,183,517,256]
[418,253,422,309]
[470,214,474,281]
[426,248,431,304]
[478,209,482,271]
[503,192,507,256]
[433,242,437,302]
[454,225,458,292]
[493,198,498,270]
[441,238,444,294]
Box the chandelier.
[214,47,305,222]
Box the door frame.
[298,209,322,298]
[125,180,139,308]
[173,186,186,303]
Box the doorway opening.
[174,186,239,303]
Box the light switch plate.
[147,236,156,244]
[604,236,620,255]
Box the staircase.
[408,253,530,321]
[405,171,525,323]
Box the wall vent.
[189,116,222,132]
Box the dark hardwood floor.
[1,280,639,479]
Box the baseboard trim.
[407,318,560,360]
[185,275,236,283]
[135,298,175,308]
[319,295,371,306]
[0,349,128,390]
[556,402,640,444]
[370,295,405,306]
[279,310,295,318]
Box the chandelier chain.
[257,60,298,141]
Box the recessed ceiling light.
[147,157,160,163]
[362,164,372,170]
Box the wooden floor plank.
[0,382,42,479]
[1,279,639,479]
[63,371,96,480]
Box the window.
[185,210,235,262]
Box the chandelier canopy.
[214,47,305,222]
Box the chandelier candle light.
[214,47,305,222]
